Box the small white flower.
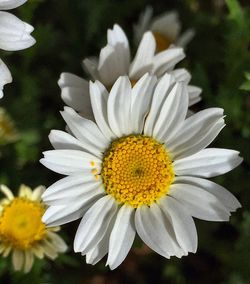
[0,184,67,273]
[0,0,35,98]
[41,74,242,270]
[134,7,195,51]
[58,24,201,119]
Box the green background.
[0,0,250,283]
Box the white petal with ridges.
[74,196,117,254]
[135,204,185,258]
[152,82,188,142]
[144,73,175,136]
[49,130,92,152]
[42,174,103,205]
[107,205,135,270]
[98,45,125,86]
[58,73,91,115]
[129,31,156,79]
[61,107,109,157]
[130,73,157,133]
[0,12,35,51]
[169,183,231,221]
[85,216,116,265]
[42,197,97,226]
[40,149,101,175]
[107,76,132,136]
[167,108,225,159]
[90,80,116,140]
[174,148,243,177]
[174,176,241,212]
[152,47,185,77]
[159,196,197,253]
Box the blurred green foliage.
[0,0,250,283]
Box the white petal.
[169,68,191,84]
[144,73,175,136]
[61,107,109,157]
[42,196,97,226]
[40,149,101,175]
[24,250,34,273]
[107,24,129,48]
[47,231,67,252]
[42,239,58,259]
[135,204,185,259]
[159,196,197,253]
[129,31,156,79]
[85,216,116,265]
[152,47,185,77]
[152,82,188,142]
[174,176,241,212]
[107,205,135,270]
[130,73,157,133]
[89,80,116,140]
[0,58,12,98]
[107,76,132,136]
[176,29,195,47]
[169,183,231,221]
[58,73,92,116]
[74,195,117,254]
[0,0,27,10]
[134,6,153,43]
[98,44,126,86]
[0,11,35,51]
[0,184,14,199]
[167,108,225,159]
[107,24,130,71]
[151,11,180,41]
[49,130,93,151]
[174,148,243,177]
[42,174,103,205]
[82,58,99,80]
[187,85,202,106]
[12,249,24,271]
[31,185,45,201]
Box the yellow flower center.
[153,32,173,52]
[101,135,174,208]
[0,198,47,249]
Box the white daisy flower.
[0,184,67,273]
[0,0,35,98]
[134,7,195,52]
[58,24,201,119]
[41,74,242,270]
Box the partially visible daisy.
[0,107,18,144]
[0,184,67,273]
[0,0,35,98]
[134,7,195,52]
[58,24,201,118]
[41,74,242,270]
